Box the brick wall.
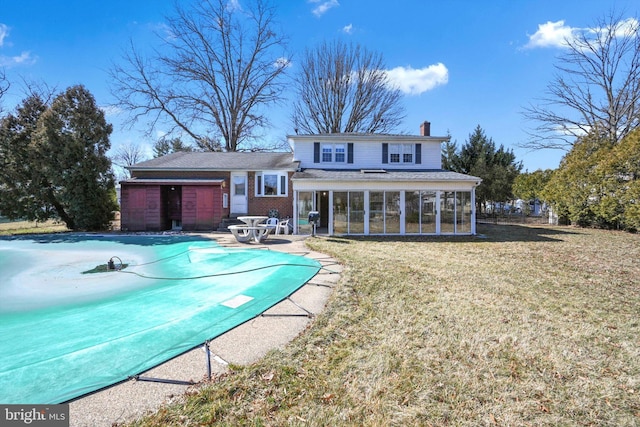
[247,171,294,218]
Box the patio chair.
[275,218,290,235]
[265,217,278,232]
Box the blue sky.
[1,0,638,172]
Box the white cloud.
[101,105,123,117]
[0,24,36,67]
[0,24,8,47]
[226,0,242,12]
[525,20,576,48]
[526,21,574,48]
[311,0,339,18]
[600,17,639,38]
[525,17,640,50]
[343,24,353,34]
[274,57,292,68]
[10,51,34,64]
[386,63,448,96]
[525,20,580,49]
[150,22,176,41]
[0,51,36,67]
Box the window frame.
[389,143,414,164]
[321,144,333,162]
[255,171,288,197]
[321,143,347,164]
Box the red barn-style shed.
[120,179,224,231]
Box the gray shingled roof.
[128,151,298,171]
[292,169,481,182]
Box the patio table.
[237,216,269,226]
[230,216,271,243]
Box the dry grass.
[0,218,68,235]
[127,224,640,426]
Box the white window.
[335,144,346,162]
[256,172,288,196]
[322,144,333,162]
[403,144,413,163]
[389,144,413,164]
[322,144,346,163]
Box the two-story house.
[288,122,481,235]
[119,122,481,235]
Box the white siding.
[292,142,314,166]
[421,142,442,169]
[294,140,443,170]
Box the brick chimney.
[420,121,431,136]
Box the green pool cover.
[0,235,321,404]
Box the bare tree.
[522,12,640,150]
[291,40,405,134]
[0,68,9,114]
[112,142,148,179]
[110,0,289,152]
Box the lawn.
[126,224,639,426]
[0,218,68,235]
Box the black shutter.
[415,143,422,164]
[382,143,388,164]
[313,142,320,163]
[347,143,354,163]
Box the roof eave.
[287,134,450,142]
[127,166,299,172]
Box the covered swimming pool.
[0,234,321,404]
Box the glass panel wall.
[297,192,314,234]
[405,191,421,234]
[311,189,473,236]
[369,191,384,234]
[456,192,472,233]
[441,191,455,233]
[421,191,437,233]
[348,192,365,234]
[333,192,348,234]
[385,192,401,233]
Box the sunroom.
[291,169,481,236]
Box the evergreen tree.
[512,169,553,215]
[448,125,522,212]
[0,95,50,221]
[542,134,612,227]
[441,139,460,171]
[512,169,554,202]
[0,85,118,230]
[605,129,640,230]
[544,128,640,231]
[153,136,196,158]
